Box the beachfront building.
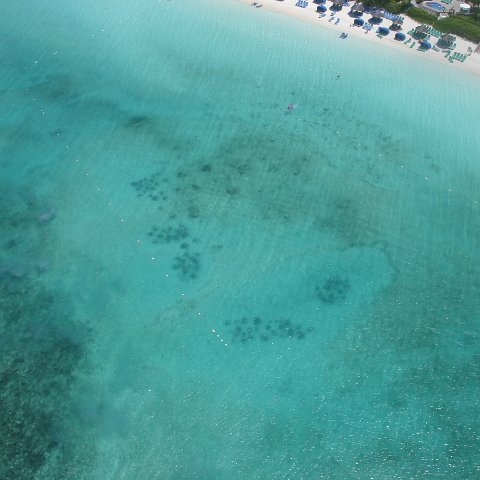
[420,1,447,15]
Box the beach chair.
[410,42,416,48]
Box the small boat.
[287,103,297,111]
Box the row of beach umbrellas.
[315,2,404,27]
[314,1,457,50]
[314,0,404,25]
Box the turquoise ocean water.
[1,0,480,478]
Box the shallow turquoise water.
[1,0,480,478]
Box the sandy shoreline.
[238,0,480,77]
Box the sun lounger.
[295,0,309,7]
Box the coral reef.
[224,316,312,344]
[172,252,200,280]
[147,224,189,244]
[130,171,166,201]
[0,189,88,479]
[316,275,350,305]
[0,278,88,480]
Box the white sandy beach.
[239,0,480,76]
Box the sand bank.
[239,0,480,77]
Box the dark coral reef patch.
[316,275,350,305]
[0,276,89,480]
[225,316,312,345]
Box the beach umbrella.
[313,0,326,3]
[420,40,432,49]
[414,24,429,38]
[390,18,403,31]
[317,4,327,12]
[353,18,364,26]
[394,32,406,41]
[331,0,344,11]
[439,33,456,44]
[350,3,365,16]
[370,9,384,24]
[377,26,389,36]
